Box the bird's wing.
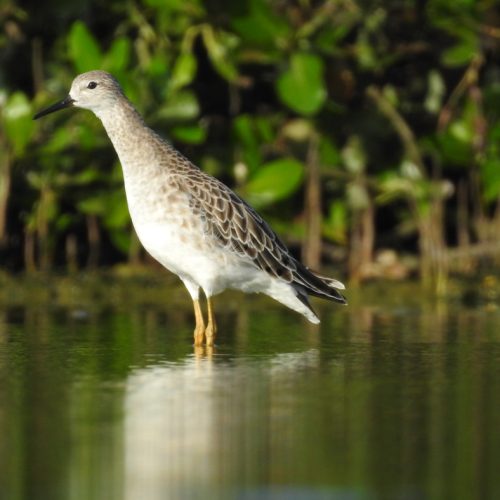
[182,171,346,304]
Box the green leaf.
[424,70,446,114]
[68,21,103,73]
[342,136,366,174]
[244,158,304,207]
[315,25,351,53]
[108,228,131,254]
[346,182,370,211]
[76,121,104,150]
[40,127,73,154]
[103,191,130,229]
[2,92,34,156]
[146,55,169,77]
[433,128,473,166]
[55,213,74,232]
[78,190,129,229]
[170,124,206,144]
[441,39,477,67]
[169,52,198,91]
[230,0,291,46]
[143,0,183,9]
[103,37,131,73]
[276,52,326,116]
[376,172,415,204]
[77,195,106,216]
[481,157,500,202]
[356,32,377,70]
[282,119,314,142]
[324,200,347,244]
[254,116,274,143]
[319,137,341,166]
[71,169,101,185]
[449,120,472,143]
[233,114,262,171]
[231,0,291,47]
[157,90,200,121]
[201,26,238,82]
[400,159,423,181]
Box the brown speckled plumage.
[34,70,346,345]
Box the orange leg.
[193,299,205,346]
[205,297,217,347]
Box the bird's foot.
[193,345,215,360]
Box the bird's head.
[34,70,124,119]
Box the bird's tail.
[293,263,347,305]
[312,272,346,291]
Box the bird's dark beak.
[33,95,75,120]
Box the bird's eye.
[87,81,98,89]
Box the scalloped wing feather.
[182,171,346,304]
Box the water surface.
[0,282,499,500]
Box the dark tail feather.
[307,285,347,304]
[293,263,348,305]
[295,288,320,322]
[311,272,345,291]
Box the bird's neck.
[94,97,157,172]
[95,97,146,143]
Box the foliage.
[1,0,500,282]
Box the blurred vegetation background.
[1,0,500,288]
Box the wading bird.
[34,71,346,346]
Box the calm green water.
[0,283,499,500]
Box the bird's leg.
[205,297,217,347]
[193,299,206,346]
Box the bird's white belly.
[131,214,273,297]
[123,173,214,284]
[124,177,277,297]
[134,217,208,275]
[135,215,316,320]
